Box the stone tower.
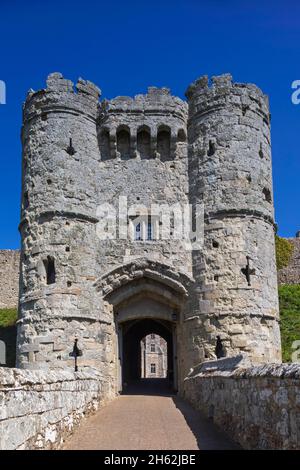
[186,74,281,364]
[17,73,281,392]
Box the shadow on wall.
[172,396,241,450]
[0,326,17,367]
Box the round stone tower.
[17,73,109,371]
[185,74,282,363]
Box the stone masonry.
[184,359,300,450]
[15,72,282,394]
[0,366,110,450]
[0,250,20,308]
[278,235,300,284]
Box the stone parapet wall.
[183,361,300,449]
[0,250,20,308]
[0,367,112,450]
[278,237,300,285]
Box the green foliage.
[279,285,300,362]
[275,235,294,270]
[0,308,18,327]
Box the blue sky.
[0,0,299,248]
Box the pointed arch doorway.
[95,259,193,395]
[116,313,178,392]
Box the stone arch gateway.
[97,259,192,392]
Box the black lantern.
[69,338,83,372]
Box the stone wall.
[0,367,111,450]
[0,250,20,308]
[183,359,300,450]
[278,237,300,284]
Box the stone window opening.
[137,126,151,159]
[66,246,70,252]
[150,363,156,374]
[129,215,157,241]
[99,129,111,161]
[263,187,272,203]
[117,127,130,160]
[147,220,153,241]
[212,240,219,248]
[157,126,171,161]
[207,140,216,156]
[259,143,264,159]
[135,222,141,241]
[177,129,186,143]
[242,105,249,116]
[43,256,56,285]
[151,343,155,352]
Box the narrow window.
[151,334,155,339]
[207,140,216,156]
[157,127,171,161]
[135,223,141,241]
[151,363,156,374]
[151,344,155,352]
[259,143,264,159]
[177,129,186,142]
[117,128,130,160]
[43,256,56,285]
[100,129,111,161]
[137,127,151,159]
[263,187,272,203]
[147,219,153,241]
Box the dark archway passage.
[121,318,175,393]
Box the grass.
[278,285,300,362]
[0,308,18,328]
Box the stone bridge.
[0,359,299,450]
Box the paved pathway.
[64,379,239,450]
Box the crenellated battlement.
[186,73,270,124]
[23,73,101,124]
[98,86,187,161]
[107,86,187,117]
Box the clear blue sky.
[0,0,299,249]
